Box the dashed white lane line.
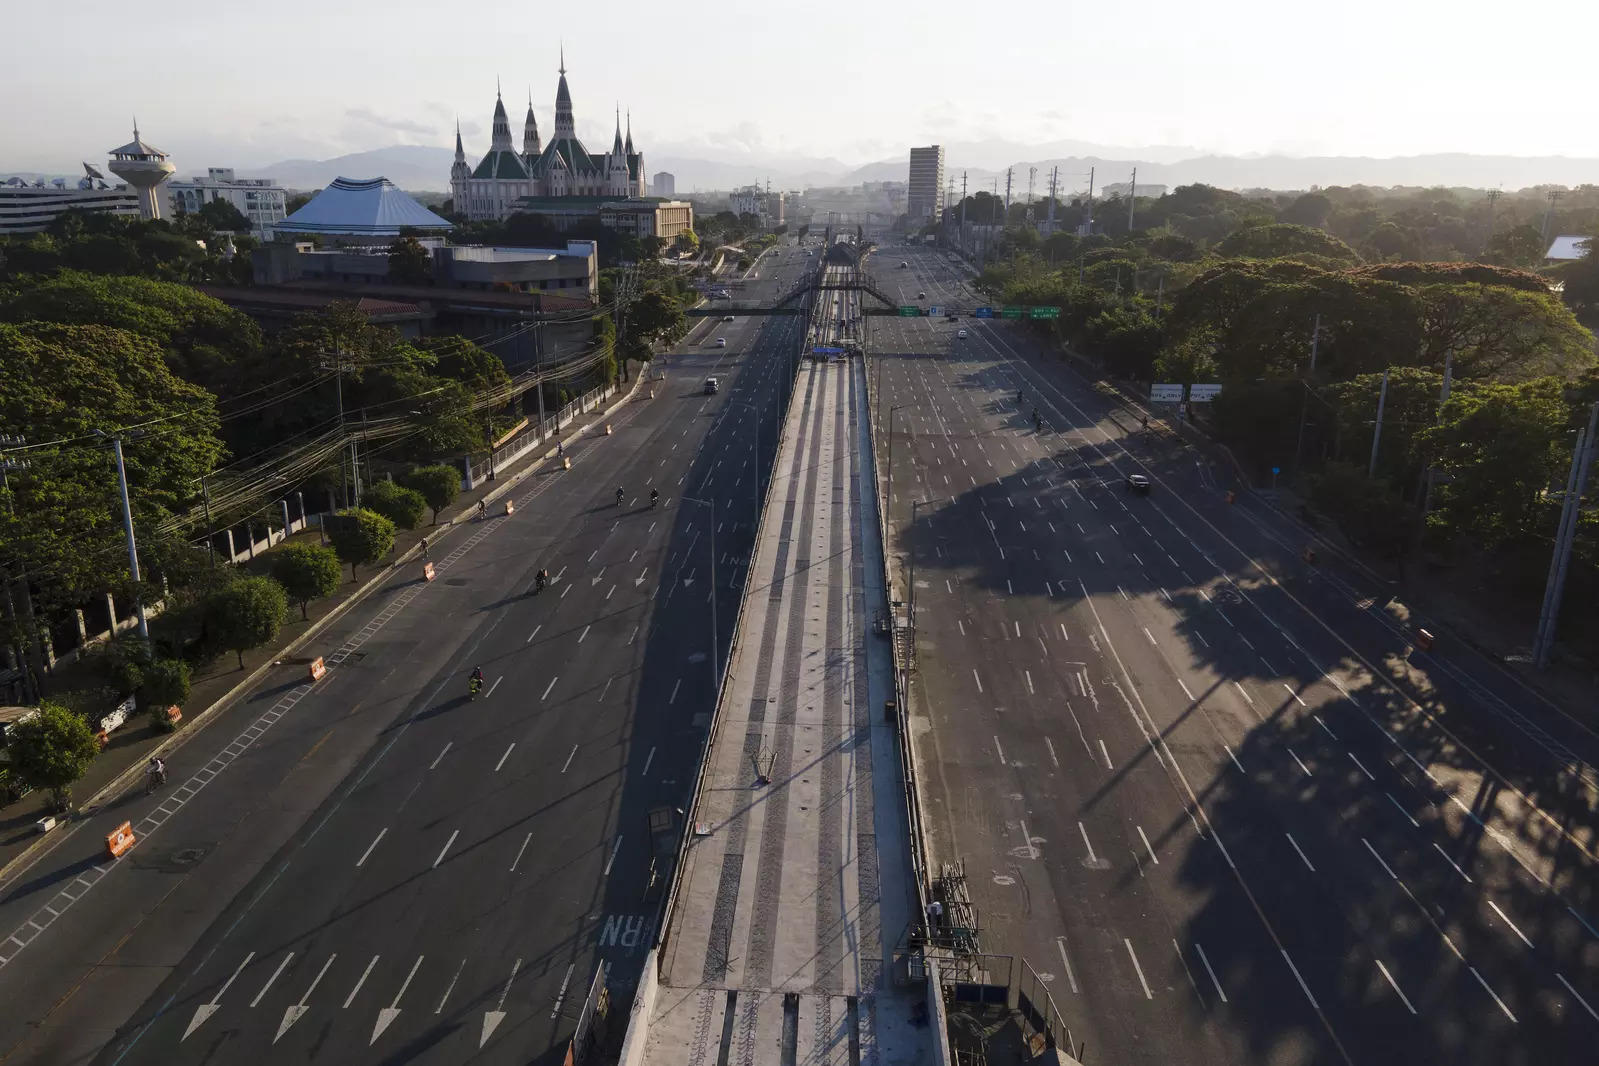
[1177,677,1195,701]
[1471,966,1518,1022]
[1375,960,1417,1014]
[1488,900,1534,949]
[561,744,578,773]
[357,828,388,868]
[973,668,984,693]
[1313,714,1336,739]
[429,742,452,770]
[1289,749,1313,777]
[668,678,682,704]
[1143,627,1156,645]
[1558,973,1599,1022]
[433,830,459,869]
[1099,738,1114,771]
[1224,743,1245,774]
[1348,751,1375,781]
[510,833,532,872]
[1078,821,1099,865]
[541,676,558,701]
[1045,738,1059,768]
[578,624,591,644]
[1025,670,1035,694]
[435,958,467,1014]
[603,835,624,876]
[642,746,656,776]
[1124,939,1154,999]
[251,952,295,1007]
[1137,825,1159,865]
[486,676,503,698]
[526,625,542,644]
[494,743,516,772]
[1432,843,1472,882]
[1286,832,1315,871]
[1195,943,1227,1003]
[1055,937,1080,994]
[1283,683,1306,707]
[994,736,1007,765]
[1386,792,1419,827]
[1232,681,1254,705]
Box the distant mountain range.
[14,142,1598,198]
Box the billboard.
[1188,384,1223,402]
[1149,383,1185,403]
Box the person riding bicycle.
[146,756,167,785]
[616,486,625,506]
[650,488,659,507]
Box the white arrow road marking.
[250,951,294,1007]
[635,568,648,587]
[371,956,423,1044]
[275,954,337,1043]
[183,951,254,1041]
[481,957,522,1047]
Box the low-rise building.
[274,176,453,245]
[252,239,597,300]
[0,169,140,234]
[1545,234,1596,262]
[599,199,693,242]
[168,167,288,237]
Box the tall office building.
[652,171,675,196]
[907,145,945,223]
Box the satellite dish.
[83,162,105,180]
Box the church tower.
[490,85,513,151]
[607,109,628,194]
[450,120,470,211]
[553,47,576,142]
[523,90,540,163]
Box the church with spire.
[451,51,645,222]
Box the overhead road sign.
[1001,307,1025,320]
[1149,383,1185,403]
[1188,383,1223,402]
[898,306,921,316]
[974,307,994,318]
[812,346,845,354]
[927,306,942,316]
[1029,306,1061,320]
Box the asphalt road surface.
[0,244,817,1066]
[871,243,1599,1066]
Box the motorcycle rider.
[616,486,625,506]
[650,488,660,507]
[469,665,485,698]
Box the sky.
[5,0,1599,174]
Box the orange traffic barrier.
[308,656,327,682]
[504,499,515,516]
[1415,628,1435,652]
[1226,490,1237,504]
[423,561,436,582]
[106,821,136,859]
[94,730,109,749]
[165,706,182,724]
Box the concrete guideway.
[0,250,816,1066]
[871,244,1599,1066]
[637,264,931,1065]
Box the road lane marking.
[251,952,295,1008]
[578,624,591,644]
[643,746,656,776]
[1282,684,1306,707]
[1349,752,1375,780]
[481,956,522,1047]
[1177,677,1195,701]
[1194,943,1227,1003]
[1045,738,1059,768]
[1077,821,1099,865]
[1224,743,1245,774]
[372,955,424,1043]
[1259,656,1278,674]
[1137,825,1158,865]
[1432,843,1472,882]
[1099,739,1114,770]
[1363,838,1398,880]
[1289,749,1313,777]
[1232,681,1254,705]
[1055,937,1080,993]
[1096,552,1105,564]
[526,625,541,644]
[494,743,516,772]
[561,744,578,773]
[183,951,255,1040]
[541,676,558,701]
[1286,833,1315,871]
[668,678,682,704]
[1313,714,1336,738]
[1558,973,1599,1022]
[509,832,533,873]
[433,829,459,868]
[1124,939,1154,999]
[357,828,388,867]
[993,736,1006,765]
[1025,670,1034,694]
[604,835,624,876]
[1385,792,1419,827]
[1470,966,1517,1022]
[343,955,379,1008]
[1488,900,1533,948]
[550,962,576,1019]
[1143,626,1156,645]
[973,668,983,693]
[435,958,466,1014]
[1059,623,1068,640]
[429,742,451,770]
[1375,960,1416,1014]
[561,585,571,599]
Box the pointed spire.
[490,81,512,150]
[624,109,634,156]
[612,106,624,156]
[559,42,566,76]
[553,49,575,140]
[454,119,464,160]
[523,89,541,158]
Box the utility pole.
[960,171,968,256]
[1047,166,1058,228]
[200,472,216,567]
[1128,167,1137,232]
[105,434,149,641]
[1004,168,1013,221]
[1082,166,1095,236]
[1293,313,1321,476]
[1534,402,1599,667]
[1368,369,1390,478]
[1484,188,1500,254]
[1541,188,1563,246]
[1420,350,1454,520]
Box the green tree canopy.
[327,507,395,579]
[195,199,251,232]
[7,702,101,810]
[387,236,433,285]
[400,464,462,523]
[364,480,427,530]
[270,542,343,619]
[1216,222,1362,263]
[206,575,287,668]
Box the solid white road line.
[604,835,624,876]
[251,952,295,1007]
[561,744,578,773]
[1078,821,1099,865]
[541,676,558,701]
[1177,678,1194,702]
[433,829,459,869]
[436,958,467,1014]
[993,736,1007,765]
[343,955,380,1008]
[1286,833,1316,871]
[1194,943,1228,1004]
[357,828,388,868]
[1055,937,1080,993]
[1488,900,1534,948]
[1124,939,1154,999]
[1375,960,1417,1014]
[494,743,515,772]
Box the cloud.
[344,107,437,138]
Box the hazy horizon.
[5,0,1599,177]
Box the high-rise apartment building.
[652,171,675,196]
[907,145,945,223]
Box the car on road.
[715,337,727,348]
[704,377,719,394]
[956,328,968,339]
[1125,473,1152,495]
[917,291,926,299]
[722,315,735,322]
[900,261,909,268]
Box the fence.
[938,953,1080,1062]
[563,959,610,1065]
[199,493,318,566]
[463,379,619,490]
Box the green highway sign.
[899,306,921,317]
[1029,306,1061,320]
[1001,307,1025,320]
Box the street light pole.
[102,434,149,641]
[683,495,720,700]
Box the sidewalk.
[0,373,647,889]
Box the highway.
[0,244,816,1066]
[871,243,1599,1066]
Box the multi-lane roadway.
[872,243,1599,1066]
[0,244,817,1066]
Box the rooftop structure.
[106,125,175,221]
[0,165,140,234]
[1545,234,1596,261]
[274,177,452,241]
[168,167,288,237]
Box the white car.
[722,315,735,322]
[716,337,727,348]
[956,329,968,339]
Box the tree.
[206,576,287,668]
[327,507,396,580]
[286,193,314,214]
[387,236,433,285]
[1153,327,1220,385]
[270,542,342,619]
[8,702,102,811]
[673,229,700,256]
[364,479,427,530]
[138,658,191,725]
[401,464,463,523]
[1216,222,1362,264]
[196,199,250,233]
[1484,225,1546,268]
[1281,193,1334,229]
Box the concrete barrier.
[615,947,658,1066]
